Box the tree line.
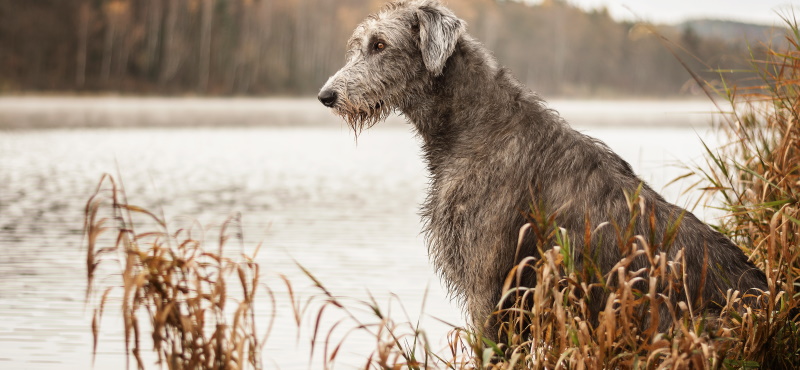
[0,0,770,97]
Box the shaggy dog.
[318,0,767,338]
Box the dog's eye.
[373,42,386,51]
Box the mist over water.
[0,98,720,369]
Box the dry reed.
[85,174,271,369]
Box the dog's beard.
[334,94,393,136]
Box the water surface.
[0,98,722,369]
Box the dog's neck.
[402,35,552,160]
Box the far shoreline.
[0,95,720,130]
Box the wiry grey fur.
[318,0,768,337]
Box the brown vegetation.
[1,0,771,96]
[85,175,270,369]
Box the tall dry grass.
[85,174,271,369]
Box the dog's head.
[318,0,465,133]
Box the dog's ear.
[416,3,465,76]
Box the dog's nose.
[318,89,338,107]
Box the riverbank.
[0,96,719,129]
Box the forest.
[0,0,778,97]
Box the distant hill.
[677,19,786,46]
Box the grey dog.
[318,0,767,338]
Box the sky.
[545,0,800,25]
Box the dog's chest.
[426,148,523,224]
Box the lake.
[0,97,724,369]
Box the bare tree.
[197,0,214,92]
[76,1,91,87]
[144,0,162,73]
[100,2,118,84]
[159,0,180,85]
